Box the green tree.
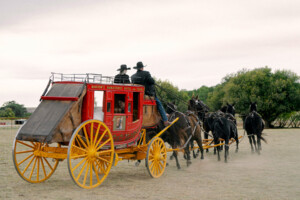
[0,107,15,117]
[221,67,300,127]
[0,101,28,117]
[155,79,189,112]
[185,86,214,104]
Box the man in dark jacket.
[131,61,170,126]
[114,64,131,84]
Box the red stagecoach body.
[17,73,160,148]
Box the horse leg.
[235,135,239,153]
[173,151,181,169]
[185,144,192,167]
[204,131,209,153]
[252,135,258,153]
[194,136,204,160]
[256,135,261,155]
[215,140,220,161]
[258,132,262,151]
[224,140,229,163]
[191,140,197,159]
[217,146,221,161]
[248,135,254,153]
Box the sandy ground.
[1,127,300,200]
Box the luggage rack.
[50,72,115,84]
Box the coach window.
[94,91,104,121]
[114,94,126,113]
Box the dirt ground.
[1,127,300,200]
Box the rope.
[155,84,190,106]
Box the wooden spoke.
[76,160,88,181]
[83,126,90,147]
[93,161,100,182]
[82,161,90,186]
[93,123,101,146]
[17,140,35,149]
[97,149,113,156]
[70,154,88,159]
[90,161,93,186]
[40,157,47,178]
[90,122,94,146]
[22,156,35,175]
[94,130,108,148]
[16,150,34,154]
[43,157,54,171]
[72,157,88,171]
[96,138,111,151]
[29,157,38,180]
[71,144,88,153]
[17,153,34,166]
[37,157,40,181]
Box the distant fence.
[0,117,28,128]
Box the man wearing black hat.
[131,62,170,126]
[114,64,131,84]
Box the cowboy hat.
[117,64,131,71]
[133,61,146,69]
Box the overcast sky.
[0,0,300,107]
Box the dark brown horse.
[161,102,204,169]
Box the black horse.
[205,111,239,158]
[244,102,266,154]
[163,102,204,169]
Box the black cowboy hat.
[117,64,131,71]
[133,61,146,69]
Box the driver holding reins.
[131,61,171,126]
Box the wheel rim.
[146,137,167,178]
[12,135,59,183]
[67,120,114,189]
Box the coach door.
[112,92,130,131]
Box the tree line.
[1,67,299,128]
[0,101,31,118]
[156,67,300,128]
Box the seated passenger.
[131,61,171,126]
[114,100,125,113]
[114,64,131,84]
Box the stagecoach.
[12,73,178,189]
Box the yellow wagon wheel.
[67,119,114,189]
[12,129,59,183]
[146,137,167,178]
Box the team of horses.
[152,96,266,168]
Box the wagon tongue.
[154,117,179,138]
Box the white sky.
[0,0,300,107]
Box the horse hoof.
[166,163,169,167]
[135,161,140,167]
[201,155,204,160]
[187,161,192,167]
[170,156,174,160]
[177,165,181,170]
